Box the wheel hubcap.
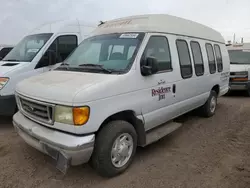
[111,133,133,168]
[210,96,217,113]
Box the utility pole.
[233,33,236,44]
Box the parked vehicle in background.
[0,20,96,116]
[13,14,230,177]
[227,43,250,95]
[0,45,14,60]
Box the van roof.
[0,44,14,48]
[227,43,250,50]
[92,14,225,44]
[29,19,96,36]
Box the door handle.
[172,84,176,93]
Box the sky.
[0,0,250,45]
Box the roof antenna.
[98,21,105,26]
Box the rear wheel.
[200,90,218,117]
[91,120,137,177]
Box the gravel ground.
[1,94,250,188]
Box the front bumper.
[13,112,95,173]
[0,95,16,116]
[229,81,250,91]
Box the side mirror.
[141,57,158,76]
[45,50,57,65]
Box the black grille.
[18,95,54,125]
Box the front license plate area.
[43,144,71,174]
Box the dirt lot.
[1,94,250,188]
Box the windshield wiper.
[4,59,20,62]
[78,64,112,73]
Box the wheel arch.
[98,110,146,146]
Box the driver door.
[140,34,178,131]
[36,35,78,72]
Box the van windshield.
[61,33,145,74]
[228,50,250,64]
[3,33,53,62]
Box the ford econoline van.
[13,14,230,177]
[0,20,95,116]
[227,43,250,95]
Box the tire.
[200,90,218,117]
[246,88,250,97]
[91,120,137,177]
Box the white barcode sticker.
[120,33,139,38]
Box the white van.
[227,43,250,95]
[13,14,230,177]
[0,45,14,60]
[0,20,96,116]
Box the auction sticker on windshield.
[120,33,139,38]
[27,49,39,53]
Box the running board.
[143,121,182,147]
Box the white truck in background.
[0,20,96,116]
[227,43,250,95]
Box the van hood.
[230,64,250,72]
[16,70,116,105]
[0,61,28,76]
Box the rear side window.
[176,39,193,79]
[190,41,204,76]
[214,44,223,72]
[205,43,216,74]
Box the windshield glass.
[61,33,145,73]
[228,50,250,64]
[3,33,53,62]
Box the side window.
[0,47,13,59]
[57,35,78,61]
[205,43,216,74]
[190,41,204,76]
[214,44,223,72]
[142,36,172,72]
[176,39,193,79]
[36,35,77,69]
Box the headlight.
[0,77,9,90]
[55,105,90,126]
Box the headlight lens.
[0,77,9,90]
[55,105,90,126]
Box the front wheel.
[200,90,218,117]
[91,120,137,177]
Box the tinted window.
[206,43,216,74]
[176,40,193,79]
[228,50,250,64]
[36,35,78,69]
[143,36,172,72]
[190,41,204,76]
[57,35,78,61]
[214,44,223,72]
[0,47,13,59]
